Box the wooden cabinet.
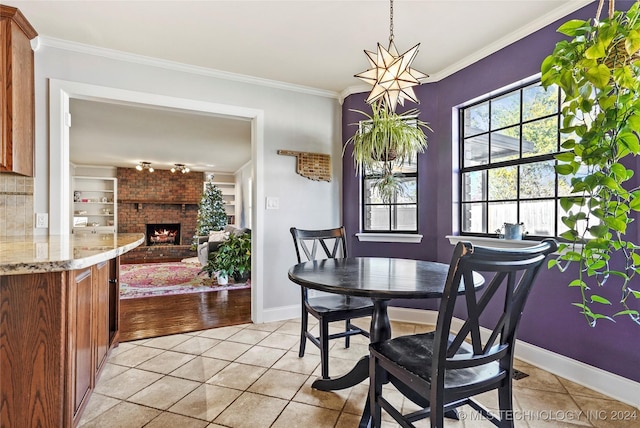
[0,257,121,427]
[67,268,94,423]
[0,5,37,176]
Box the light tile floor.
[79,319,638,427]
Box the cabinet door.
[0,8,36,176]
[68,268,93,421]
[93,261,110,375]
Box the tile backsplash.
[0,173,34,237]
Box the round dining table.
[288,256,484,427]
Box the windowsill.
[446,235,542,249]
[356,233,423,243]
[446,235,581,254]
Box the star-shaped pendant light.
[355,0,428,112]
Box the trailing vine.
[541,0,640,326]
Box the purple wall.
[342,1,640,383]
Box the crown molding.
[340,0,593,102]
[36,36,340,100]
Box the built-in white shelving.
[210,181,237,226]
[72,176,118,233]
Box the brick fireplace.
[117,167,203,263]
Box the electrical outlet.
[36,243,49,259]
[35,213,48,228]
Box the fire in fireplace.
[146,223,181,246]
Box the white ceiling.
[8,0,592,172]
[69,100,252,173]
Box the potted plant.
[541,0,640,326]
[205,231,251,283]
[344,100,431,201]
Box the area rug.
[120,262,250,299]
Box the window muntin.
[459,80,573,238]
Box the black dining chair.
[290,226,375,379]
[369,239,558,427]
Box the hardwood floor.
[119,288,251,342]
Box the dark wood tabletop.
[288,256,478,299]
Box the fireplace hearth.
[146,223,181,246]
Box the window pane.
[464,102,489,136]
[520,161,555,198]
[490,126,520,162]
[462,202,486,233]
[463,134,488,167]
[396,158,417,174]
[393,205,417,231]
[523,83,558,121]
[520,199,555,236]
[557,200,570,236]
[364,205,390,230]
[522,117,558,158]
[488,201,517,233]
[488,166,517,200]
[491,92,520,129]
[462,171,486,202]
[364,179,383,204]
[397,178,417,203]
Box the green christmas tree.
[195,182,228,236]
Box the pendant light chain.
[389,0,394,43]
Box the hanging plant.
[344,101,431,201]
[541,0,640,326]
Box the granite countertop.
[0,233,145,275]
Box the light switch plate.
[265,197,279,210]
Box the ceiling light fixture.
[136,161,154,172]
[355,0,428,112]
[170,164,190,174]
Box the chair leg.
[345,319,351,349]
[320,319,330,379]
[498,378,515,428]
[299,307,308,358]
[430,391,445,428]
[369,355,383,428]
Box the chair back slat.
[290,227,347,263]
[435,239,557,374]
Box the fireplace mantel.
[118,199,199,212]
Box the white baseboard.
[387,307,640,409]
[261,304,300,324]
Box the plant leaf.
[568,279,587,288]
[557,19,590,36]
[614,310,639,316]
[555,152,575,162]
[585,64,611,88]
[590,295,612,305]
[585,41,606,59]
